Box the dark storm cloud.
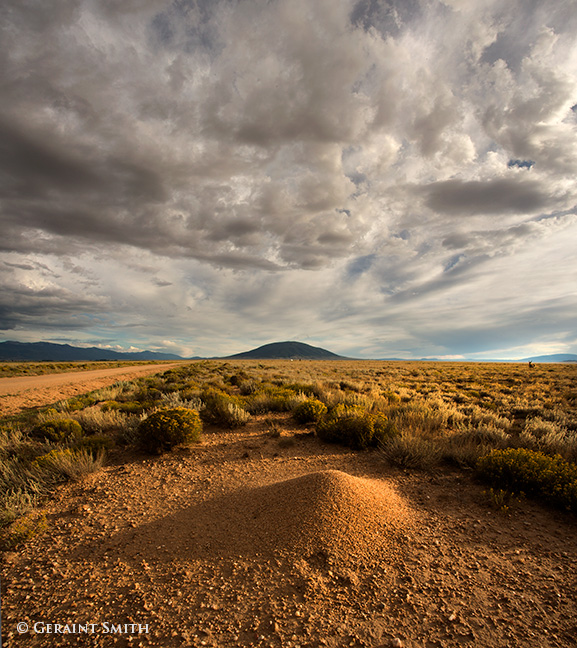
[0,119,99,197]
[0,281,105,331]
[424,178,552,216]
[0,116,166,204]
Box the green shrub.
[228,372,250,387]
[483,487,523,513]
[201,389,251,427]
[31,419,83,443]
[476,448,577,512]
[316,404,396,450]
[102,400,145,414]
[75,434,115,453]
[246,385,304,413]
[58,394,98,411]
[138,407,203,453]
[1,513,47,550]
[293,398,328,424]
[382,390,401,404]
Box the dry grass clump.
[0,460,44,525]
[0,425,46,524]
[33,448,106,483]
[0,489,39,527]
[159,391,203,411]
[381,434,443,470]
[0,421,105,526]
[520,417,577,462]
[439,426,505,468]
[71,406,130,435]
[245,385,307,414]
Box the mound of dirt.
[131,469,412,565]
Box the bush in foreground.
[476,448,577,512]
[31,418,83,444]
[316,404,396,450]
[200,389,251,427]
[138,407,202,454]
[293,398,327,424]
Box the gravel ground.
[2,414,577,647]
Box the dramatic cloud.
[423,178,552,216]
[0,0,576,358]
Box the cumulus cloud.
[1,0,576,357]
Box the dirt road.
[0,363,185,416]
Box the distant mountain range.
[1,340,575,363]
[521,354,577,363]
[0,341,183,362]
[225,341,345,360]
[0,340,344,362]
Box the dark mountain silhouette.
[225,341,345,360]
[0,341,183,362]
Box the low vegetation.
[1,359,576,539]
[477,448,577,512]
[292,398,327,424]
[138,407,203,454]
[316,404,395,450]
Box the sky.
[1,0,576,360]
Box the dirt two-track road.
[0,363,183,416]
